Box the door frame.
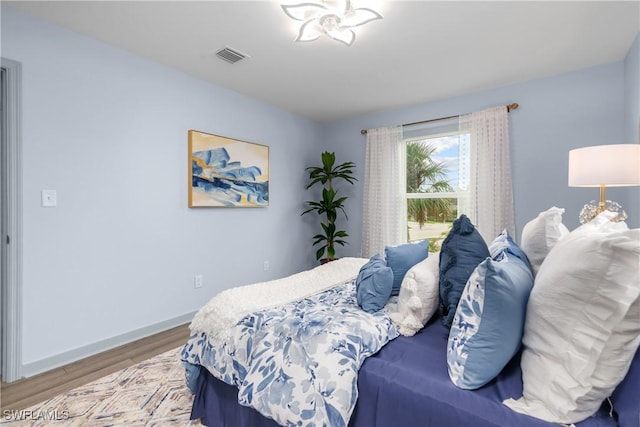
[1,57,23,383]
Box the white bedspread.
[189,257,368,342]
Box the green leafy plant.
[406,141,454,228]
[302,152,357,262]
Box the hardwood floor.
[0,323,190,411]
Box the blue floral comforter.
[181,280,399,427]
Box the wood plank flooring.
[0,323,191,411]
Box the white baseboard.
[21,311,196,379]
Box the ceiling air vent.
[215,47,249,64]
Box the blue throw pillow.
[356,254,394,313]
[439,215,490,328]
[385,240,429,296]
[447,251,534,390]
[489,229,532,268]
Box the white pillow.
[504,214,640,424]
[388,252,439,336]
[520,206,569,275]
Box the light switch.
[41,189,57,207]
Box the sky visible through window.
[419,133,468,192]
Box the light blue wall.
[324,61,632,256]
[625,34,640,144]
[624,33,640,222]
[2,6,322,370]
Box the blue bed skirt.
[189,316,629,427]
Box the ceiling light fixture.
[281,1,383,47]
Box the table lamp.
[568,144,640,223]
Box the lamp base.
[579,200,627,224]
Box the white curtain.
[361,126,406,258]
[458,106,515,241]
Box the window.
[405,119,469,251]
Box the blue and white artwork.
[189,130,269,207]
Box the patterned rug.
[1,347,200,426]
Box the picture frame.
[188,130,269,207]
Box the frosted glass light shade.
[281,1,383,46]
[568,144,640,187]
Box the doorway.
[1,57,23,383]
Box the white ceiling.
[6,1,640,123]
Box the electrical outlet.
[263,261,269,271]
[194,274,203,289]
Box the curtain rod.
[360,102,519,135]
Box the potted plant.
[302,151,357,262]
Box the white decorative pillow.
[520,206,569,275]
[388,253,440,337]
[504,214,640,424]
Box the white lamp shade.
[568,144,640,187]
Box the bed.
[181,211,640,427]
[185,316,638,427]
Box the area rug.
[1,347,200,426]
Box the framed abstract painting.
[188,130,269,207]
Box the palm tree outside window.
[405,127,468,251]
